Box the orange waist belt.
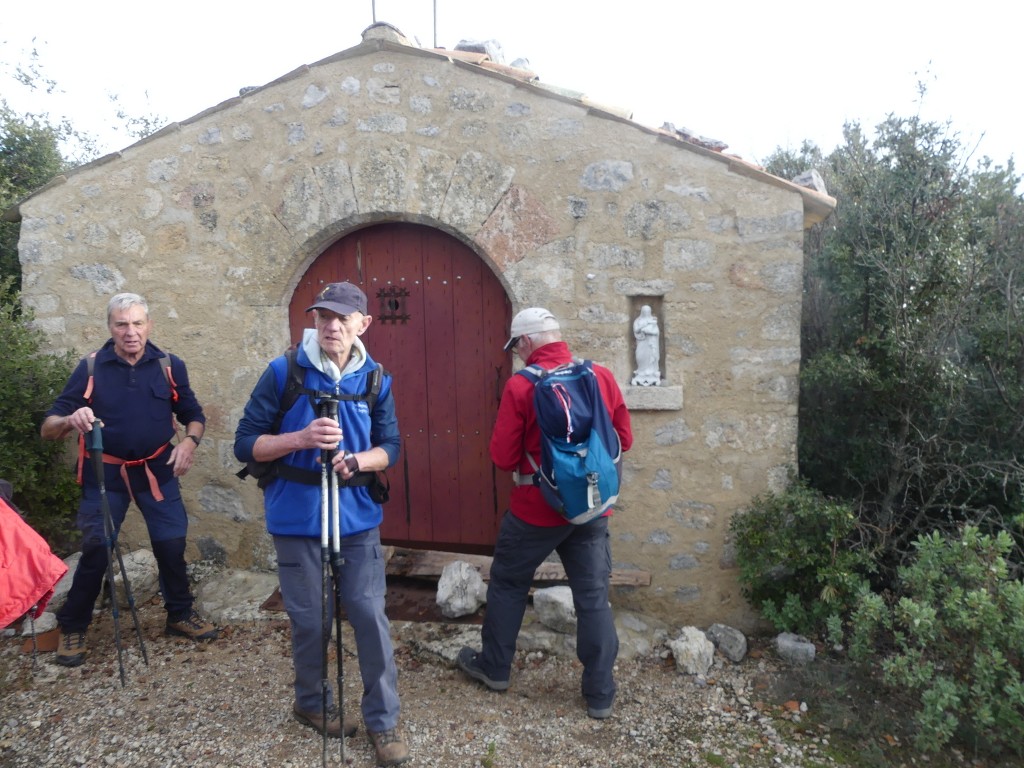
[77,439,171,502]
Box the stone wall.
[16,24,832,631]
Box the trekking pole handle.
[85,420,104,452]
[318,398,340,456]
[319,398,339,422]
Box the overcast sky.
[2,0,1020,171]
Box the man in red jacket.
[457,308,633,719]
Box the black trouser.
[56,536,192,632]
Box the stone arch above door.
[289,222,513,552]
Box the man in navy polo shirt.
[41,292,217,667]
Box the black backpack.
[236,348,385,493]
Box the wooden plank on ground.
[384,547,651,586]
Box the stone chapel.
[10,22,835,629]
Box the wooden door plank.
[288,223,513,551]
[451,252,490,545]
[420,232,462,544]
[377,227,426,541]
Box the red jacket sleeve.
[489,373,537,473]
[595,364,633,453]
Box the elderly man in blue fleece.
[234,281,408,767]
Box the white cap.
[504,307,560,351]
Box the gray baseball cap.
[306,282,368,315]
[504,307,560,351]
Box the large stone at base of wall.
[195,570,281,624]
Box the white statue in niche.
[631,305,661,386]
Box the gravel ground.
[0,596,848,768]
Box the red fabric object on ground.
[0,497,68,629]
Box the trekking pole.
[86,421,149,686]
[317,399,337,768]
[113,520,150,668]
[28,607,38,671]
[327,403,346,766]
[86,421,129,686]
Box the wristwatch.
[342,452,359,473]
[186,434,202,447]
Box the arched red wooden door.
[288,223,513,553]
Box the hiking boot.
[165,609,219,641]
[455,646,509,692]
[55,631,87,667]
[367,727,410,766]
[292,705,358,738]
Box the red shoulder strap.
[77,351,100,485]
[82,351,98,401]
[160,355,179,403]
[76,351,179,485]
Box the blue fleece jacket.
[233,344,400,538]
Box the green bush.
[0,279,79,546]
[849,525,1024,756]
[769,119,1024,589]
[730,479,874,639]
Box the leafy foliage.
[760,108,1024,760]
[0,48,174,553]
[0,100,67,286]
[0,278,79,545]
[848,526,1024,756]
[765,115,1024,584]
[1,44,166,288]
[729,480,874,638]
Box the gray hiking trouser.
[273,529,400,732]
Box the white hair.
[107,293,149,324]
[526,329,561,347]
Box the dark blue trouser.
[274,529,400,732]
[56,478,193,632]
[480,512,619,709]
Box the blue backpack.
[518,360,622,524]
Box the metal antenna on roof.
[371,0,376,23]
[433,0,438,48]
